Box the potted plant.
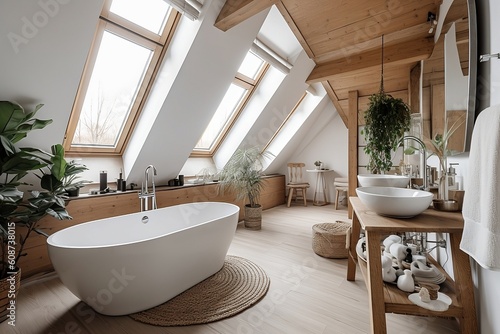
[424,114,466,199]
[314,160,322,170]
[0,101,84,322]
[362,92,411,173]
[217,146,272,230]
[62,159,90,197]
[361,36,412,174]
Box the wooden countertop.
[349,197,464,233]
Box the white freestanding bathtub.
[47,202,240,316]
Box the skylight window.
[237,51,265,80]
[63,0,178,155]
[195,84,247,150]
[109,0,170,34]
[73,31,153,147]
[193,51,267,155]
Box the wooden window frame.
[262,92,307,152]
[63,1,179,156]
[191,62,269,157]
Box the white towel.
[460,104,500,270]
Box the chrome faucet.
[139,165,157,211]
[400,135,428,191]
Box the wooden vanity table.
[347,197,477,334]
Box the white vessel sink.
[357,174,410,188]
[356,187,433,218]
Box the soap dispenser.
[448,163,458,190]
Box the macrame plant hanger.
[379,35,385,94]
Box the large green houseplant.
[363,92,411,173]
[218,146,272,230]
[0,101,85,286]
[362,36,411,173]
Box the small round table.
[306,169,334,206]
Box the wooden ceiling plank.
[281,0,389,39]
[215,0,276,31]
[308,2,438,57]
[314,22,431,63]
[306,0,438,46]
[306,38,434,84]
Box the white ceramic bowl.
[357,174,410,188]
[356,186,433,218]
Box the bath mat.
[129,255,270,326]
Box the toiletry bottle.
[399,159,405,175]
[117,172,123,191]
[448,163,458,190]
[99,171,107,192]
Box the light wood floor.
[1,204,459,334]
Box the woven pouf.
[312,221,351,258]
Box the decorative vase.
[0,268,21,323]
[244,204,262,230]
[397,269,415,293]
[438,157,448,200]
[381,256,397,283]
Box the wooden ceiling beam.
[306,38,434,84]
[215,0,277,31]
[322,81,348,127]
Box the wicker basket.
[244,205,262,230]
[312,221,351,258]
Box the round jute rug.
[129,255,270,326]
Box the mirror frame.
[464,0,477,152]
[420,0,477,154]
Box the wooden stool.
[312,221,351,258]
[334,178,348,210]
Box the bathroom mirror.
[420,0,477,153]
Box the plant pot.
[66,188,80,197]
[244,204,262,230]
[0,268,21,323]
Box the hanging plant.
[362,36,411,174]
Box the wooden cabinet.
[347,197,477,334]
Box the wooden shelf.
[347,197,477,334]
[356,256,462,318]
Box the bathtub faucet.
[139,165,157,211]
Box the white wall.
[0,0,104,150]
[282,101,348,205]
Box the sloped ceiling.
[215,0,441,125]
[0,0,105,151]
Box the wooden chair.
[286,163,310,207]
[333,177,349,210]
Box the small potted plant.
[62,160,90,197]
[314,160,323,170]
[424,114,465,199]
[218,146,273,230]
